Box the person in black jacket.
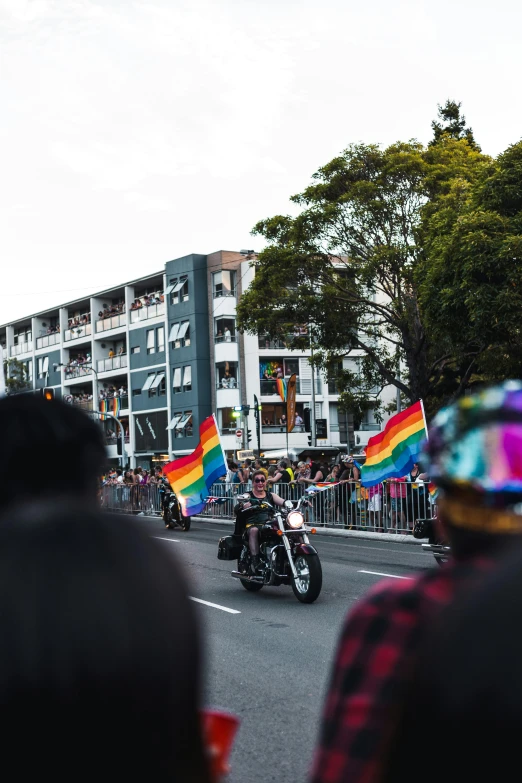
[234,469,285,573]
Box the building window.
[214,317,236,343]
[170,321,190,349]
[174,411,193,438]
[37,356,49,379]
[169,276,189,305]
[22,360,32,382]
[141,373,157,393]
[183,365,192,392]
[146,371,165,398]
[133,389,142,396]
[173,367,182,393]
[146,329,155,354]
[131,346,140,354]
[216,361,238,389]
[212,270,235,298]
[218,408,237,433]
[157,326,165,353]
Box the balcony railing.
[95,313,127,333]
[261,424,306,433]
[64,397,93,411]
[258,334,301,350]
[64,365,92,379]
[97,354,128,373]
[259,378,322,396]
[105,435,130,445]
[214,333,237,344]
[36,333,60,350]
[129,302,165,323]
[10,342,33,357]
[99,395,129,410]
[217,378,238,390]
[64,324,92,342]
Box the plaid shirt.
[310,557,492,783]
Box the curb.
[191,516,426,546]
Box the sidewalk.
[192,515,426,545]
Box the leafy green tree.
[430,99,479,150]
[4,358,31,395]
[237,132,491,417]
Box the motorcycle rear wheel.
[291,554,322,604]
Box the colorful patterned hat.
[424,381,522,507]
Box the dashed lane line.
[358,570,412,580]
[189,597,241,614]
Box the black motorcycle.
[159,483,191,532]
[217,495,322,603]
[413,516,450,566]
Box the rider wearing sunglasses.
[234,469,285,574]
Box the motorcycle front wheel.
[180,515,191,532]
[163,509,174,529]
[291,554,322,603]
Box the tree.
[430,99,479,150]
[237,131,491,418]
[419,141,522,385]
[4,358,31,395]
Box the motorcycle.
[413,515,451,566]
[217,495,322,603]
[159,483,191,532]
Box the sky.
[1,0,521,324]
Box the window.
[149,371,166,398]
[218,408,237,433]
[141,373,156,392]
[133,389,142,396]
[22,360,32,382]
[146,329,155,354]
[157,326,165,352]
[170,276,189,305]
[175,411,193,438]
[172,321,190,349]
[168,323,180,343]
[131,346,140,354]
[212,270,235,298]
[214,317,236,343]
[37,356,49,379]
[168,414,181,430]
[173,367,182,393]
[216,361,238,389]
[183,365,192,392]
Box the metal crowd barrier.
[99,479,436,535]
[100,483,163,515]
[200,480,436,534]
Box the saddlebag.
[217,535,243,561]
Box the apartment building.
[0,250,386,468]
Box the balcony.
[99,395,129,412]
[130,302,165,324]
[262,424,306,434]
[95,313,127,333]
[64,324,92,342]
[97,354,128,373]
[105,434,130,446]
[214,332,237,344]
[64,365,92,380]
[258,334,302,350]
[64,397,93,411]
[36,333,60,350]
[10,342,33,357]
[260,378,322,396]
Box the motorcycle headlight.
[287,511,304,529]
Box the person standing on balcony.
[108,348,115,358]
[294,412,304,432]
[224,326,232,342]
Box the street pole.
[253,394,261,457]
[310,343,316,447]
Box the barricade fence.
[100,480,436,535]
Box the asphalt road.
[136,516,434,783]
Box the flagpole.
[212,412,228,466]
[419,398,429,442]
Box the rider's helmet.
[424,380,522,534]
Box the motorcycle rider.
[234,469,285,574]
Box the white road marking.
[153,536,180,542]
[189,597,241,614]
[358,570,412,580]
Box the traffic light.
[303,407,311,432]
[42,388,54,401]
[247,429,252,443]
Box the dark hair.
[0,506,210,780]
[279,460,288,469]
[251,470,267,483]
[0,395,105,511]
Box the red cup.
[201,709,240,780]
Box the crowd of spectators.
[101,466,163,485]
[99,385,127,400]
[68,353,91,366]
[130,291,164,311]
[97,302,125,320]
[67,313,91,328]
[64,392,93,405]
[43,324,60,335]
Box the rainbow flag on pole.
[360,401,428,487]
[276,378,287,402]
[163,415,227,517]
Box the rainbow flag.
[99,399,108,421]
[276,378,286,401]
[163,415,227,517]
[361,401,427,487]
[112,396,121,417]
[428,481,439,501]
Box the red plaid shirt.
[310,557,492,783]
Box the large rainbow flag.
[163,415,227,517]
[360,401,427,487]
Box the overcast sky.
[1,0,520,324]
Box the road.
[136,516,434,783]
